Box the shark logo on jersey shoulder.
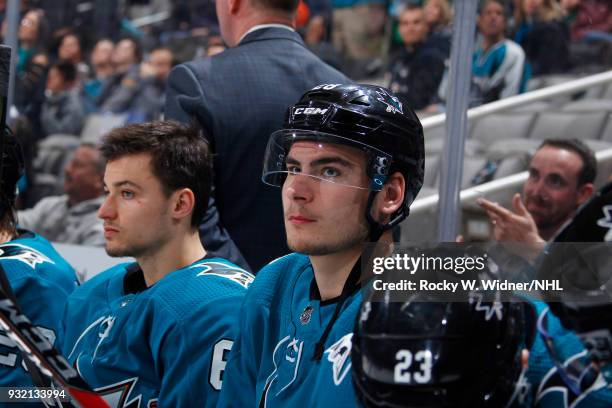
[193,262,254,289]
[376,90,403,115]
[325,333,353,386]
[0,243,54,269]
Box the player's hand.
[476,193,544,244]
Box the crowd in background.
[0,0,610,247]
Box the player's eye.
[121,190,135,199]
[321,167,340,178]
[286,165,301,174]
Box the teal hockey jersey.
[528,301,612,407]
[0,231,78,405]
[60,257,253,408]
[219,253,361,408]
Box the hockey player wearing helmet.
[218,84,424,407]
[0,128,78,396]
[352,245,536,408]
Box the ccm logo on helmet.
[311,84,341,90]
[294,107,329,115]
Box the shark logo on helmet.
[376,90,403,115]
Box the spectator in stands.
[477,139,596,243]
[423,0,452,56]
[91,39,114,75]
[387,5,445,110]
[165,0,351,271]
[40,60,86,137]
[170,0,219,34]
[561,0,612,42]
[11,117,37,209]
[14,52,48,135]
[304,14,344,71]
[83,38,114,106]
[16,9,48,76]
[14,9,49,129]
[331,0,386,59]
[96,37,142,114]
[133,47,175,120]
[57,32,90,83]
[440,0,527,106]
[513,0,570,75]
[18,144,105,246]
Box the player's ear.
[577,182,595,206]
[171,188,196,222]
[229,0,241,14]
[372,172,405,222]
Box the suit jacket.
[165,27,351,271]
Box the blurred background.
[1,0,611,276]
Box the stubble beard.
[105,240,157,259]
[287,222,369,256]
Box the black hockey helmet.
[262,84,425,233]
[352,248,535,408]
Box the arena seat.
[601,116,612,143]
[33,134,81,177]
[561,99,612,112]
[470,112,536,148]
[81,113,128,143]
[528,111,608,141]
[425,136,483,156]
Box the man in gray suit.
[165,0,351,271]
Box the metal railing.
[421,70,612,131]
[131,11,171,29]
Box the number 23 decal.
[394,349,433,384]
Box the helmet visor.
[262,129,393,191]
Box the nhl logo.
[300,305,313,325]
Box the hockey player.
[218,84,425,407]
[533,181,612,407]
[351,242,612,408]
[59,121,253,407]
[0,129,78,396]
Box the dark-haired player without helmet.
[218,84,425,407]
[59,121,253,407]
[0,130,78,398]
